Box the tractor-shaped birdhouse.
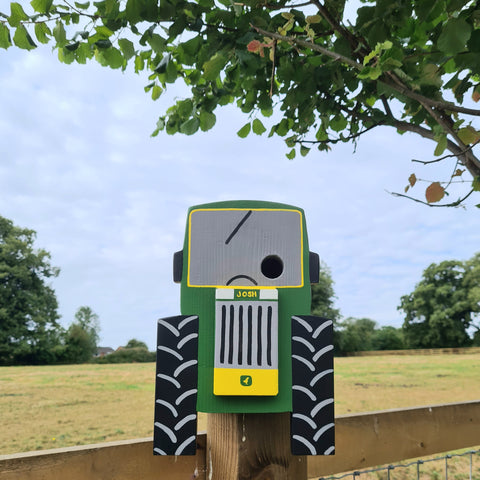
[154,200,334,456]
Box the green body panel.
[179,200,313,413]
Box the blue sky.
[1,42,479,350]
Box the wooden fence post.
[207,412,307,480]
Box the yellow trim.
[213,367,278,396]
[187,208,304,288]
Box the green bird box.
[154,200,334,456]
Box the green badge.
[240,375,252,386]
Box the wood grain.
[207,412,307,480]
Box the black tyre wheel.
[291,315,335,455]
[154,315,199,455]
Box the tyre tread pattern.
[154,315,198,456]
[291,315,335,455]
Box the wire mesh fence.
[319,449,480,480]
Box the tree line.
[0,214,148,365]
[311,256,480,355]
[1,213,479,364]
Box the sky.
[1,38,479,350]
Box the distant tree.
[311,261,342,351]
[63,323,95,363]
[337,317,377,354]
[399,253,480,348]
[63,306,100,363]
[125,338,149,350]
[0,215,61,365]
[311,262,341,321]
[95,346,155,364]
[371,326,405,351]
[74,306,100,346]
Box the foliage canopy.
[2,0,480,206]
[0,214,61,365]
[399,252,480,348]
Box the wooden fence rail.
[1,401,479,480]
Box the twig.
[297,121,385,145]
[412,140,480,164]
[388,188,475,207]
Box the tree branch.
[381,74,480,117]
[391,120,480,175]
[388,188,475,208]
[252,26,480,119]
[309,0,365,57]
[251,25,363,70]
[298,121,385,145]
[412,141,480,164]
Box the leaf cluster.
[2,0,480,205]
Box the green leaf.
[199,111,216,131]
[95,26,114,39]
[177,99,193,118]
[457,127,480,145]
[58,46,75,64]
[9,3,29,27]
[75,42,91,64]
[0,24,11,49]
[134,54,144,73]
[330,115,348,132]
[252,118,266,135]
[125,0,143,23]
[286,148,296,159]
[437,18,472,55]
[155,54,170,74]
[180,117,200,135]
[358,66,382,80]
[151,117,165,137]
[300,145,310,157]
[95,39,112,49]
[275,118,292,137]
[118,38,135,61]
[30,0,53,14]
[473,176,480,192]
[53,20,67,47]
[419,64,442,87]
[101,47,124,69]
[306,15,321,24]
[34,22,51,44]
[13,25,36,50]
[285,135,296,147]
[74,1,90,8]
[203,52,228,81]
[65,41,80,52]
[151,84,163,100]
[237,122,251,138]
[148,34,166,54]
[261,107,273,118]
[434,135,447,156]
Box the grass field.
[1,354,479,455]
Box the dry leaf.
[408,173,417,187]
[425,182,445,203]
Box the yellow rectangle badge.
[213,368,278,396]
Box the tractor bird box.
[154,200,334,456]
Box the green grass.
[1,354,479,455]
